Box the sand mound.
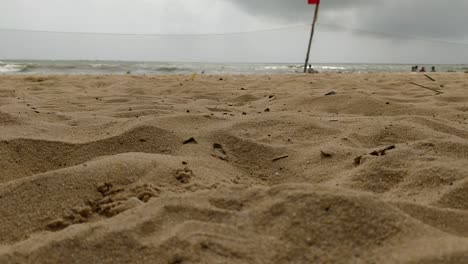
[230,118,339,145]
[0,73,467,263]
[0,154,154,244]
[0,126,180,183]
[1,185,467,264]
[0,112,18,125]
[229,94,261,104]
[438,180,468,210]
[393,202,468,237]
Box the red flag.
[308,0,320,4]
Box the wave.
[263,66,291,70]
[29,64,78,70]
[0,61,193,74]
[1,61,467,75]
[90,64,108,68]
[89,63,191,73]
[0,63,28,73]
[153,67,180,72]
[320,66,346,70]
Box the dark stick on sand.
[424,74,436,82]
[272,155,289,162]
[409,82,443,95]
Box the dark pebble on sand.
[321,151,333,158]
[183,137,198,144]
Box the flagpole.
[303,2,320,73]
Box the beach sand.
[0,73,467,263]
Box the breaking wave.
[0,62,28,73]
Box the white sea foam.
[320,66,346,70]
[263,66,290,70]
[0,63,27,73]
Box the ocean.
[1,60,467,75]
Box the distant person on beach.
[307,64,318,74]
[431,66,436,72]
[420,67,426,72]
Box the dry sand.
[0,73,467,263]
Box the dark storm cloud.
[230,0,374,15]
[1,0,467,63]
[355,0,468,40]
[230,0,468,40]
[229,0,375,22]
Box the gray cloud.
[355,0,468,40]
[229,0,375,23]
[230,0,373,15]
[1,0,467,63]
[229,0,468,40]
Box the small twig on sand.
[320,151,333,158]
[354,145,396,166]
[272,155,289,162]
[370,145,396,156]
[424,74,436,82]
[409,82,443,95]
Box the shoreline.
[1,71,467,77]
[2,60,468,75]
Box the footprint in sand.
[46,183,160,231]
[175,167,194,183]
[212,143,228,161]
[93,183,159,217]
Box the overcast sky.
[1,0,467,63]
